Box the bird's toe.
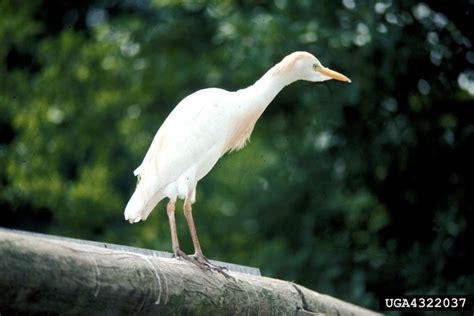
[172,249,191,260]
[190,254,233,279]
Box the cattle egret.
[125,51,350,270]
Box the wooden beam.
[0,229,380,315]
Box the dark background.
[1,0,473,312]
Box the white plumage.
[125,88,229,222]
[124,51,350,268]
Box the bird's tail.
[124,171,164,224]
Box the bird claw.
[172,249,191,261]
[172,250,234,280]
[190,254,234,280]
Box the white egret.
[124,51,350,270]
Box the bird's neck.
[236,67,294,112]
[222,66,295,152]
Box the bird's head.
[272,51,351,83]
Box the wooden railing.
[0,229,379,315]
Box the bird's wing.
[126,88,231,222]
[139,88,229,184]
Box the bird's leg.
[183,195,230,277]
[166,199,187,259]
[183,197,203,258]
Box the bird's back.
[125,88,232,223]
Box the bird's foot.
[190,253,234,280]
[172,250,234,279]
[172,248,191,261]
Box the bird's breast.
[224,106,263,153]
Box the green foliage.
[1,0,472,310]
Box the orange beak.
[317,66,351,83]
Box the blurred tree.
[1,0,472,310]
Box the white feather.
[125,88,232,223]
[124,52,351,224]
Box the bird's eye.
[313,64,320,70]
